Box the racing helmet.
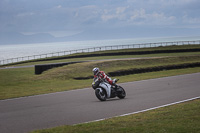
[93,67,100,75]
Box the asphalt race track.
[0,73,200,133]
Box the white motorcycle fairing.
[98,82,112,98]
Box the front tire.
[117,86,126,99]
[95,88,107,101]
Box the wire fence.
[1,40,200,65]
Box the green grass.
[38,55,200,80]
[31,98,200,133]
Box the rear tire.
[117,86,126,99]
[95,88,107,101]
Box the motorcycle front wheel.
[95,88,107,101]
[117,86,126,99]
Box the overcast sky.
[0,0,200,43]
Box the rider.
[92,67,117,86]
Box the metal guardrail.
[0,40,200,65]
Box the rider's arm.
[102,72,108,80]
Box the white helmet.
[93,67,100,75]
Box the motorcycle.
[92,78,126,101]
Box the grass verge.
[31,98,200,133]
[0,62,200,99]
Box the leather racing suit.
[94,71,113,85]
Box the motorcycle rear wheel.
[95,88,107,101]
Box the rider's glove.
[113,79,119,84]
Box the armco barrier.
[34,48,200,60]
[1,40,200,65]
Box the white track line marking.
[76,96,200,125]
